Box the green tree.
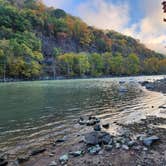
[124,53,140,75]
[88,53,103,76]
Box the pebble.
[48,161,58,166]
[59,154,68,164]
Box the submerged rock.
[59,154,68,164]
[94,124,101,131]
[102,123,110,129]
[142,136,160,146]
[88,145,101,155]
[31,148,46,156]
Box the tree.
[143,57,160,74]
[110,54,124,75]
[52,47,62,79]
[88,53,103,76]
[124,53,140,75]
[102,52,112,75]
[0,40,12,81]
[73,53,90,76]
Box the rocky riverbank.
[1,115,165,166]
[141,78,166,93]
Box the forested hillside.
[0,0,165,80]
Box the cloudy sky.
[43,0,166,54]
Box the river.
[0,76,165,154]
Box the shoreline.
[0,78,166,166]
[0,74,165,83]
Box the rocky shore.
[1,114,165,166]
[141,78,166,93]
[1,78,166,166]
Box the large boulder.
[84,131,112,145]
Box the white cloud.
[77,0,130,31]
[122,0,166,54]
[77,0,166,54]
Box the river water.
[0,76,165,153]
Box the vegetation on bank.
[0,0,165,80]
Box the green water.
[0,76,165,151]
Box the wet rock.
[102,123,110,129]
[78,120,87,125]
[115,143,121,149]
[59,154,68,164]
[104,145,113,152]
[94,124,101,131]
[142,136,160,146]
[69,151,83,157]
[17,155,30,164]
[128,141,137,147]
[84,131,112,145]
[55,137,66,143]
[101,132,112,145]
[159,105,166,109]
[86,120,97,126]
[48,161,58,166]
[84,131,99,145]
[31,148,46,156]
[88,145,101,155]
[49,153,54,157]
[0,156,8,166]
[122,145,129,150]
[0,160,8,166]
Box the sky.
[43,0,166,54]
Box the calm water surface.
[0,76,165,152]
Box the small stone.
[122,145,129,150]
[31,148,46,156]
[142,136,160,146]
[48,161,58,166]
[88,145,101,155]
[115,143,121,149]
[143,147,148,151]
[102,123,110,129]
[128,141,136,147]
[69,151,83,157]
[17,155,30,163]
[59,154,68,164]
[49,153,54,157]
[94,124,101,131]
[104,145,113,152]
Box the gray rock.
[104,145,113,152]
[59,154,68,164]
[17,155,30,164]
[31,148,46,156]
[69,151,83,157]
[128,141,137,147]
[115,143,121,149]
[84,131,112,145]
[122,145,129,150]
[94,124,101,131]
[142,136,160,146]
[88,145,101,155]
[0,155,8,166]
[48,161,58,166]
[102,123,110,129]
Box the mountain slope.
[0,0,165,79]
